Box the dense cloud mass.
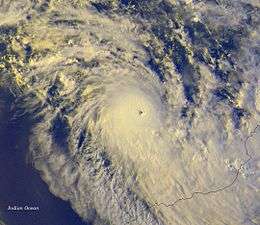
[0,0,259,224]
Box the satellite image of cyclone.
[0,0,259,225]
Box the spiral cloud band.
[0,0,259,225]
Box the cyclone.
[97,68,171,164]
[0,0,259,225]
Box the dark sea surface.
[0,89,89,225]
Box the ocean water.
[0,89,89,225]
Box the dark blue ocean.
[0,89,90,225]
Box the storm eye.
[138,110,144,115]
